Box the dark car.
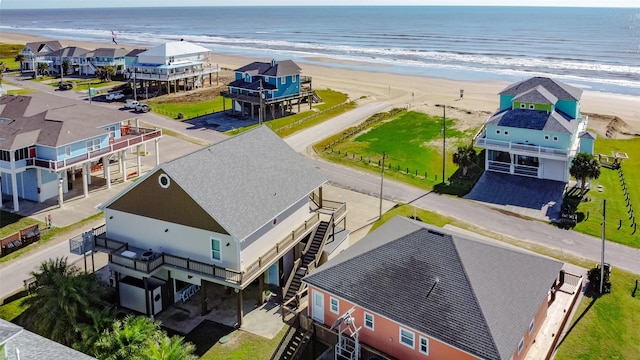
[58,81,74,90]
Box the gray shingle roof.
[500,77,582,101]
[512,85,558,105]
[0,93,136,150]
[487,108,577,134]
[304,217,563,360]
[46,46,90,58]
[85,48,129,58]
[235,60,301,77]
[579,131,597,140]
[0,319,96,360]
[159,126,326,241]
[24,41,63,54]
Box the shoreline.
[2,31,639,134]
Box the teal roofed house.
[474,77,596,183]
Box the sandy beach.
[3,31,639,136]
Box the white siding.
[104,209,239,270]
[239,197,311,270]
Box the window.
[496,130,501,134]
[399,328,415,348]
[529,319,535,334]
[280,77,285,85]
[211,238,221,261]
[291,75,297,82]
[529,104,535,110]
[65,146,72,157]
[330,297,339,314]
[419,336,429,355]
[518,337,524,354]
[553,136,558,141]
[364,312,374,330]
[86,138,100,152]
[13,147,30,161]
[504,130,509,135]
[520,103,526,109]
[544,135,550,140]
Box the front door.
[312,289,324,323]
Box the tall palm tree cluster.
[20,257,197,360]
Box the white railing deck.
[475,133,573,159]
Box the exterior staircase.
[284,220,330,302]
[270,326,314,360]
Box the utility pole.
[600,199,606,294]
[379,151,386,219]
[437,104,447,184]
[259,81,264,125]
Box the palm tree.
[62,59,71,76]
[14,54,25,73]
[569,152,601,192]
[36,62,49,77]
[452,145,477,177]
[21,257,110,347]
[74,307,115,355]
[146,335,198,360]
[96,66,115,82]
[0,62,7,89]
[94,315,162,360]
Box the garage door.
[542,159,567,182]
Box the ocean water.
[1,6,639,95]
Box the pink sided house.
[302,216,564,360]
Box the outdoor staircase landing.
[284,220,329,302]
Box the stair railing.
[282,258,302,300]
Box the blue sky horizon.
[2,0,639,9]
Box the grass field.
[199,327,287,360]
[226,89,354,137]
[567,137,640,248]
[148,97,227,119]
[315,110,482,195]
[0,43,23,70]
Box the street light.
[436,104,447,184]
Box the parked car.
[105,92,124,101]
[124,99,140,109]
[58,81,73,90]
[135,104,151,113]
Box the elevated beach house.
[474,77,595,182]
[302,216,564,360]
[0,93,161,212]
[222,59,315,121]
[79,47,129,76]
[92,126,346,326]
[126,40,218,96]
[18,40,63,73]
[41,46,90,76]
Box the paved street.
[1,73,639,303]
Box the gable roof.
[0,93,136,150]
[45,46,91,58]
[487,108,577,134]
[578,131,597,140]
[512,85,558,105]
[104,126,326,240]
[85,48,129,58]
[235,60,301,77]
[0,319,95,360]
[304,217,563,360]
[139,41,211,58]
[23,40,63,54]
[500,77,582,101]
[126,48,148,57]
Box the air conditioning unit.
[141,250,154,261]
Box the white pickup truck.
[124,99,140,109]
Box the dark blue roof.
[227,78,276,91]
[488,108,577,134]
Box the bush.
[587,264,611,295]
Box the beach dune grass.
[315,110,479,193]
[0,43,23,70]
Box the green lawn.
[314,110,481,195]
[0,295,27,321]
[0,43,23,70]
[199,327,287,360]
[226,89,354,137]
[567,137,640,248]
[554,268,640,359]
[148,97,227,120]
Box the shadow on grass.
[556,297,597,349]
[166,320,234,357]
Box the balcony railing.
[220,90,315,105]
[475,133,572,159]
[126,66,218,82]
[95,212,321,287]
[26,128,161,171]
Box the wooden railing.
[282,258,302,300]
[26,128,161,171]
[282,287,308,324]
[242,213,320,282]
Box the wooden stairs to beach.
[284,221,329,302]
